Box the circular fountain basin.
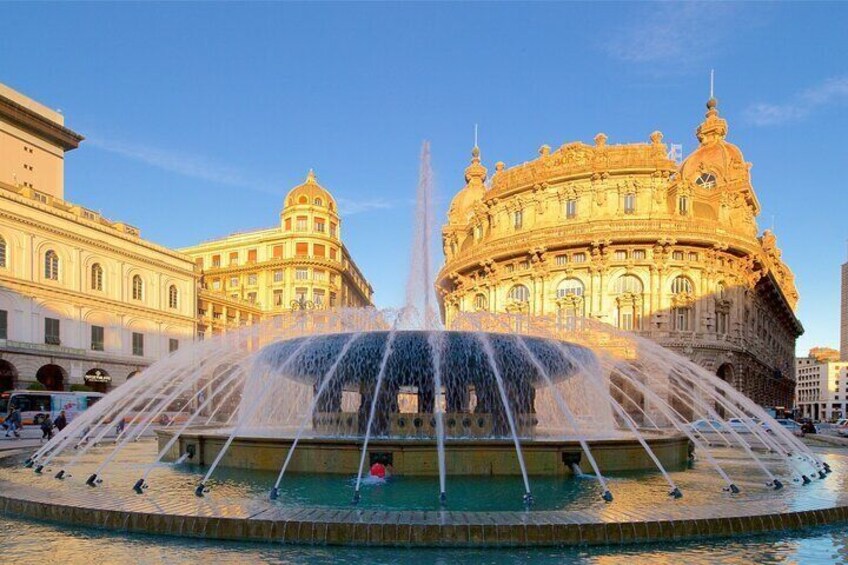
[155,427,693,475]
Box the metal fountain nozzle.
[85,473,99,487]
[269,487,280,501]
[133,479,146,494]
[194,483,206,497]
[602,490,613,502]
[668,487,682,499]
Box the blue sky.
[2,2,847,354]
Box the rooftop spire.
[305,168,317,184]
[696,72,727,145]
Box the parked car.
[834,419,848,437]
[765,418,804,437]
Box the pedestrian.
[40,414,54,441]
[4,407,21,438]
[54,410,67,432]
[116,417,126,435]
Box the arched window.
[508,284,530,303]
[298,195,308,205]
[44,250,59,280]
[556,278,584,298]
[556,278,585,331]
[474,293,488,311]
[678,195,689,215]
[613,274,643,295]
[613,275,643,331]
[695,172,717,189]
[671,276,693,294]
[132,275,143,301]
[623,193,636,214]
[91,263,103,291]
[0,236,6,268]
[314,197,323,206]
[168,284,178,309]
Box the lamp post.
[290,296,315,312]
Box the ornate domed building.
[437,98,802,408]
[182,170,373,338]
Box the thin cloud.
[336,196,397,216]
[605,3,738,67]
[87,135,278,195]
[745,76,848,126]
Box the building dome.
[679,98,749,186]
[285,170,337,211]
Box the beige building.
[0,83,198,393]
[841,261,847,360]
[796,348,848,421]
[437,97,802,409]
[181,170,373,336]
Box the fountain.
[0,141,845,547]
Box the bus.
[0,390,105,426]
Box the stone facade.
[0,83,197,393]
[436,98,802,409]
[181,170,373,337]
[796,348,848,421]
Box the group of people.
[2,408,67,441]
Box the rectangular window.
[284,218,292,231]
[295,287,308,301]
[506,264,515,273]
[91,325,104,351]
[330,223,337,238]
[624,193,636,214]
[247,249,257,263]
[247,273,257,285]
[330,292,337,307]
[556,255,568,266]
[247,292,257,303]
[295,242,309,256]
[0,309,6,340]
[273,245,283,258]
[169,338,179,353]
[274,289,284,307]
[230,276,239,287]
[672,251,684,260]
[273,270,284,282]
[688,252,698,261]
[573,253,586,263]
[195,257,204,269]
[45,318,60,345]
[229,252,239,266]
[313,244,325,258]
[314,270,326,282]
[315,219,325,233]
[132,332,144,356]
[313,290,325,306]
[678,195,689,215]
[513,210,523,229]
[620,313,633,331]
[212,279,221,290]
[212,254,221,267]
[633,250,646,260]
[330,247,337,260]
[296,216,308,231]
[519,261,529,270]
[615,250,627,260]
[295,268,309,280]
[565,199,577,219]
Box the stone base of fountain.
[156,428,692,475]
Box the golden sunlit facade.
[437,98,803,408]
[181,170,373,338]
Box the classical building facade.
[437,97,802,408]
[796,348,848,421]
[0,83,198,393]
[181,170,373,335]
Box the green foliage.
[26,382,46,391]
[70,384,94,393]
